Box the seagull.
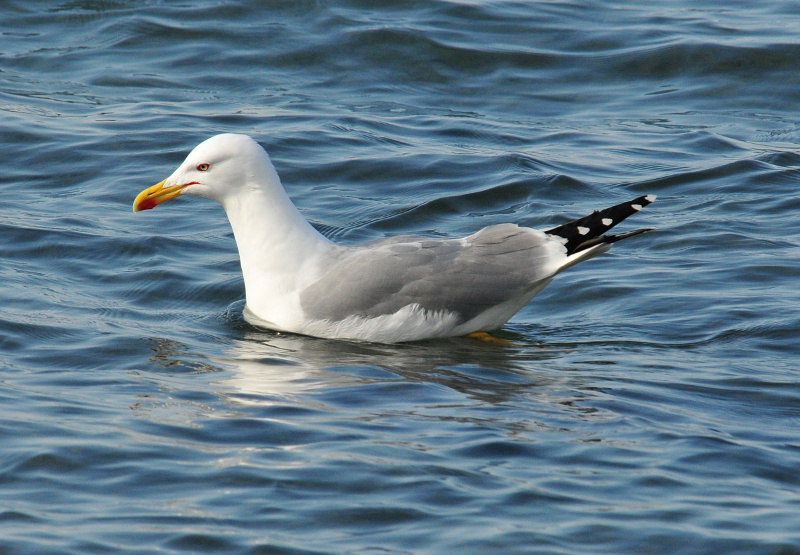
[134,134,655,343]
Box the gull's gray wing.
[299,224,563,324]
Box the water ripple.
[2,1,800,553]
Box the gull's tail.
[546,194,657,256]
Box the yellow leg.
[465,332,514,345]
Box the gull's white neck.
[219,169,333,330]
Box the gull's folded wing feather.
[299,224,564,324]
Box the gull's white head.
[133,134,280,212]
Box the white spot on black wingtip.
[601,218,613,226]
[577,226,590,235]
[645,194,657,202]
[632,204,642,211]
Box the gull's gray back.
[299,224,563,324]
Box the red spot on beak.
[137,198,158,211]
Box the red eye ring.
[196,163,210,171]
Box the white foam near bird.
[134,134,656,343]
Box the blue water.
[2,1,800,553]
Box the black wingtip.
[569,227,655,253]
[545,194,656,255]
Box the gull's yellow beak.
[133,179,187,212]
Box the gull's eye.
[196,163,210,172]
